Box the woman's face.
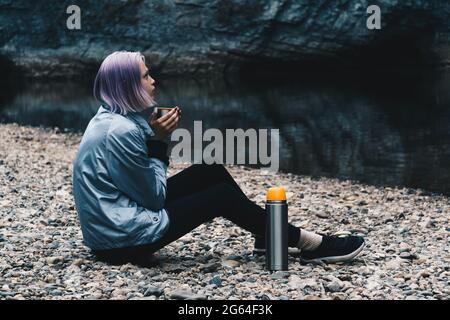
[139,59,155,98]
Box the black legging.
[93,164,300,265]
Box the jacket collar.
[98,105,155,140]
[127,110,155,140]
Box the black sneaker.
[300,235,365,264]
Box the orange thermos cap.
[266,187,287,201]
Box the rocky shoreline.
[0,123,448,300]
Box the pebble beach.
[0,123,449,300]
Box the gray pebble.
[399,252,418,260]
[169,290,207,300]
[199,262,221,273]
[143,285,164,297]
[326,281,344,293]
[0,291,15,298]
[209,276,222,286]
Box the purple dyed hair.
[93,51,155,115]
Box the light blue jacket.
[72,105,170,250]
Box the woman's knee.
[209,164,230,179]
[192,163,226,176]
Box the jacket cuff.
[146,140,169,166]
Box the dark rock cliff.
[1,0,449,78]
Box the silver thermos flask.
[265,187,288,271]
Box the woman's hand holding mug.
[148,106,181,140]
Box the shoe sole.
[300,241,366,264]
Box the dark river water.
[1,70,450,196]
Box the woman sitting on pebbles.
[72,51,365,267]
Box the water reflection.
[1,72,450,195]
